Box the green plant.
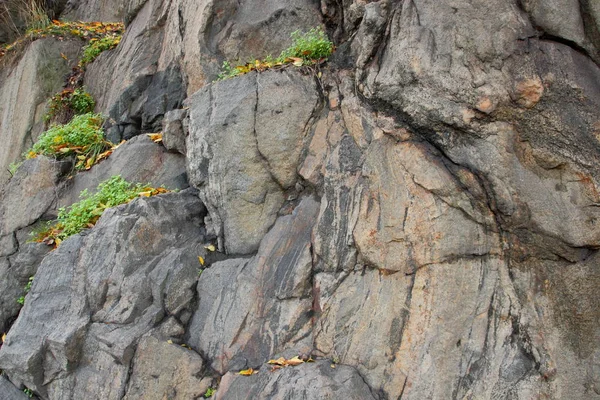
[45,87,95,123]
[79,36,121,68]
[27,113,110,170]
[32,176,169,246]
[23,387,33,397]
[215,27,333,81]
[204,387,216,398]
[8,160,22,176]
[278,27,334,63]
[16,276,33,305]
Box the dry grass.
[0,0,49,43]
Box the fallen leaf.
[139,191,152,197]
[147,133,163,143]
[267,357,286,366]
[167,339,173,344]
[198,256,205,266]
[1,332,6,342]
[60,52,68,60]
[205,244,216,252]
[239,368,257,376]
[286,356,304,366]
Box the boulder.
[0,191,206,399]
[187,197,319,373]
[186,70,318,254]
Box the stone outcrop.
[0,0,599,399]
[0,38,81,185]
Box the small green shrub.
[27,113,110,170]
[204,387,216,398]
[8,160,22,176]
[278,27,334,62]
[45,87,96,123]
[23,387,34,398]
[16,276,33,305]
[32,176,168,245]
[79,36,121,67]
[216,27,333,81]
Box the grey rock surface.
[0,157,69,236]
[0,38,81,185]
[0,375,32,400]
[0,191,206,399]
[0,0,599,398]
[188,197,319,373]
[215,360,378,400]
[186,70,318,254]
[122,335,211,400]
[162,109,188,155]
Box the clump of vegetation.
[26,113,111,170]
[1,19,124,59]
[216,27,334,81]
[16,276,33,305]
[204,387,216,398]
[279,27,334,62]
[23,387,34,398]
[8,160,22,176]
[32,176,169,246]
[45,87,95,123]
[79,36,121,67]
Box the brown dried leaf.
[239,368,257,376]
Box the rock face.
[0,191,206,399]
[0,38,81,185]
[0,0,599,399]
[186,70,318,254]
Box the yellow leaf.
[289,57,304,67]
[205,244,216,252]
[147,133,163,143]
[60,52,68,60]
[139,191,152,197]
[239,368,257,376]
[1,332,6,342]
[167,339,173,344]
[198,256,205,266]
[267,357,286,366]
[55,238,62,247]
[286,356,304,366]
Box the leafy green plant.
[16,276,33,305]
[27,113,111,170]
[32,176,169,246]
[45,87,95,123]
[8,160,22,176]
[215,26,333,81]
[79,36,121,68]
[23,387,34,398]
[279,27,334,63]
[204,387,216,398]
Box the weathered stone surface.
[0,374,32,400]
[215,360,378,400]
[1,0,599,398]
[187,70,318,254]
[0,243,51,333]
[0,191,206,399]
[0,157,69,236]
[123,336,210,400]
[84,0,322,143]
[57,134,188,208]
[188,197,319,373]
[0,38,80,184]
[162,109,188,155]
